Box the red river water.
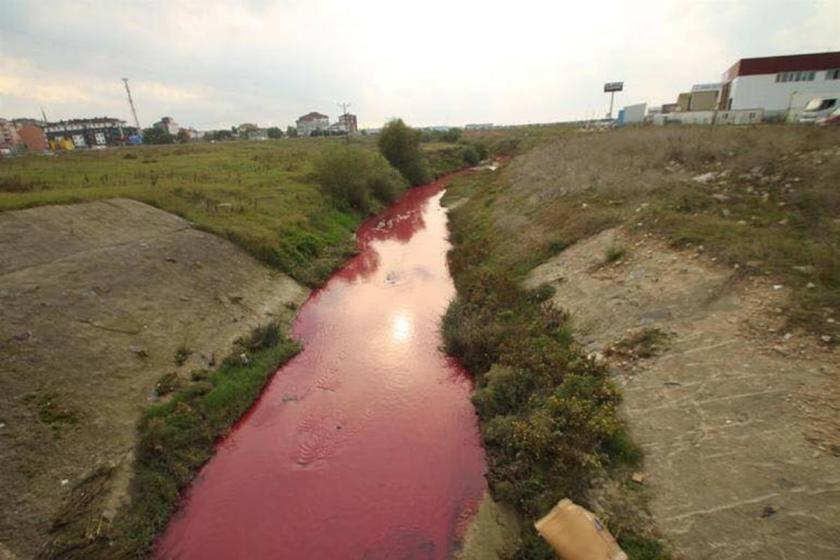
[154,174,487,559]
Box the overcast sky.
[1,0,838,130]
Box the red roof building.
[719,51,840,114]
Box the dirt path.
[0,199,306,559]
[526,227,840,560]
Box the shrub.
[604,244,627,263]
[462,145,481,166]
[440,128,462,143]
[142,127,175,145]
[174,344,192,366]
[378,119,431,186]
[314,144,406,212]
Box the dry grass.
[486,125,840,335]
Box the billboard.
[604,82,624,92]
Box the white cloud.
[0,0,838,128]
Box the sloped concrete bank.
[526,227,840,559]
[0,199,306,558]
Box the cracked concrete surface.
[527,228,840,560]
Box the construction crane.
[122,78,142,136]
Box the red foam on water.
[154,173,486,560]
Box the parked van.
[798,97,838,123]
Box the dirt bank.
[0,199,306,559]
[527,227,840,559]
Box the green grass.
[45,321,301,559]
[604,244,627,263]
[0,138,467,286]
[442,171,645,558]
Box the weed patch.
[605,328,670,361]
[43,321,301,559]
[442,171,643,557]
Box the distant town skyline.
[1,0,838,130]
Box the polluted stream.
[155,173,487,559]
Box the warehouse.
[719,51,840,118]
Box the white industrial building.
[719,51,840,118]
[618,103,646,124]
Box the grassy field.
[0,137,467,286]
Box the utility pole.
[122,78,142,135]
[337,102,351,142]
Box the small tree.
[286,126,298,138]
[377,118,430,186]
[142,127,175,145]
[267,127,284,139]
[176,129,191,143]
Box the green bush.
[142,127,175,145]
[378,119,431,186]
[462,145,481,166]
[442,181,640,557]
[314,144,406,212]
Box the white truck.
[798,97,839,123]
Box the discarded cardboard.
[534,499,628,560]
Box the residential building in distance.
[719,51,840,117]
[154,116,180,135]
[44,118,138,148]
[464,123,494,130]
[295,112,330,136]
[237,122,259,136]
[338,113,358,134]
[0,118,21,150]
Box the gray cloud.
[1,0,837,129]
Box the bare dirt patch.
[0,199,306,559]
[527,227,840,559]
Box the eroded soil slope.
[527,228,840,559]
[0,199,306,559]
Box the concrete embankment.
[526,227,840,559]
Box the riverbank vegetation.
[314,144,407,213]
[45,322,301,559]
[0,132,466,286]
[443,123,840,558]
[442,170,654,558]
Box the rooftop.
[723,51,840,81]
